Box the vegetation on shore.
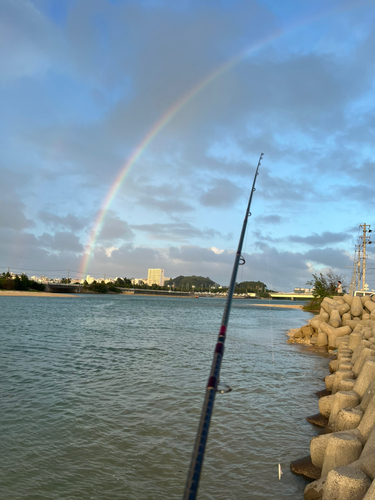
[0,272,269,296]
[302,269,345,312]
[0,272,45,291]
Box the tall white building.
[147,268,165,286]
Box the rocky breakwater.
[289,293,375,500]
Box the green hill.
[164,275,217,290]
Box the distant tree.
[114,277,132,287]
[236,280,267,294]
[304,269,346,311]
[165,275,217,291]
[61,277,71,284]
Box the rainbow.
[79,29,283,276]
[79,0,360,277]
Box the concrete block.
[334,407,363,432]
[328,391,360,428]
[321,433,363,477]
[349,333,364,351]
[351,296,364,317]
[304,476,327,500]
[337,379,355,392]
[319,395,334,418]
[358,394,375,442]
[354,360,375,398]
[311,433,332,468]
[325,374,335,392]
[332,370,355,394]
[362,479,375,499]
[322,466,370,500]
[329,309,342,328]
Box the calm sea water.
[1,295,329,500]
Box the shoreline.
[0,291,78,297]
[249,303,303,309]
[0,290,304,306]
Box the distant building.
[147,268,165,286]
[131,278,146,285]
[294,287,313,293]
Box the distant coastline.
[0,290,78,297]
[0,290,304,308]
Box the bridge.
[44,283,82,293]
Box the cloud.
[38,211,88,231]
[255,214,284,225]
[304,247,352,269]
[1,0,375,291]
[136,195,194,213]
[131,222,220,242]
[200,178,243,208]
[96,213,134,242]
[0,199,34,230]
[288,231,351,247]
[0,0,63,82]
[38,231,84,253]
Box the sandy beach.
[249,303,303,309]
[0,290,78,297]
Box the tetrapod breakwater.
[288,294,375,500]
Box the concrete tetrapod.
[351,296,364,318]
[354,360,375,398]
[334,407,363,432]
[362,480,375,500]
[328,391,360,429]
[337,379,355,391]
[331,370,355,394]
[329,309,342,328]
[311,433,332,469]
[353,352,375,378]
[322,466,371,500]
[349,333,364,351]
[321,432,363,477]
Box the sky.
[1,0,375,291]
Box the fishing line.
[260,182,283,481]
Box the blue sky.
[1,0,375,290]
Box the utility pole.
[359,224,372,290]
[356,244,361,291]
[349,245,360,295]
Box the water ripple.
[1,296,327,499]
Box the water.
[1,295,329,499]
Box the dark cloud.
[38,211,88,231]
[131,222,220,242]
[304,247,351,269]
[97,213,134,242]
[0,200,34,230]
[255,214,284,224]
[200,178,242,208]
[136,196,194,213]
[288,231,350,247]
[38,232,84,253]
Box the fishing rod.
[183,153,264,500]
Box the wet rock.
[304,477,327,500]
[290,455,321,480]
[316,389,332,398]
[307,413,329,428]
